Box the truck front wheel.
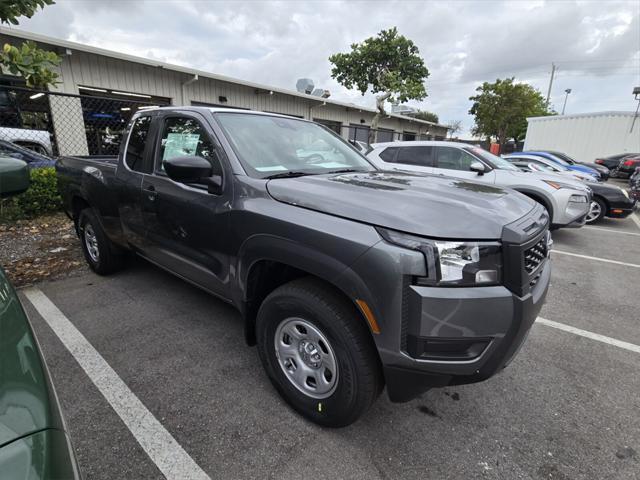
[256,277,383,427]
[78,208,124,275]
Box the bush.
[0,167,62,220]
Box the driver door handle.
[144,185,157,201]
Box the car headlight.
[620,187,630,199]
[376,228,502,286]
[569,194,588,203]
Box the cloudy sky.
[10,0,640,136]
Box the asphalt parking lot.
[20,182,640,480]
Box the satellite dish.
[311,89,331,98]
[296,78,314,94]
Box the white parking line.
[537,317,640,354]
[582,225,640,237]
[23,288,211,480]
[632,212,640,231]
[552,250,640,268]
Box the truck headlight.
[376,228,502,286]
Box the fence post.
[49,95,89,156]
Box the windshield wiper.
[325,168,363,174]
[264,171,315,179]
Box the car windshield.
[531,152,570,166]
[547,151,576,164]
[215,112,375,178]
[465,147,520,171]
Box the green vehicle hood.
[0,428,78,480]
[0,267,64,448]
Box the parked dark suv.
[56,107,551,426]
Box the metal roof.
[0,27,449,130]
[527,111,637,121]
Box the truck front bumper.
[380,259,551,403]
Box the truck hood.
[266,171,535,239]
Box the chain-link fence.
[0,86,166,164]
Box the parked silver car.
[367,141,591,229]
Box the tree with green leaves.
[412,110,439,124]
[468,77,551,150]
[0,0,60,88]
[329,27,429,143]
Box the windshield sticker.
[163,133,200,160]
[314,162,350,168]
[255,165,288,172]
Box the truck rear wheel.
[78,208,124,275]
[256,277,382,427]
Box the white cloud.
[14,0,640,136]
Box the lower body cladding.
[379,261,551,403]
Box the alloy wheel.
[585,200,602,223]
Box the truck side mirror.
[163,155,222,194]
[0,158,30,198]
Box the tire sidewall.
[78,209,107,272]
[257,293,362,426]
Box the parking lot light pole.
[561,88,572,115]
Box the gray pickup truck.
[56,107,551,427]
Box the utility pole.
[546,62,556,109]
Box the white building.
[524,111,640,161]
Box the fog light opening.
[475,270,498,284]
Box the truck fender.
[235,234,375,345]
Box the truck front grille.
[524,237,547,274]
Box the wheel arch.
[237,235,376,348]
[593,193,609,211]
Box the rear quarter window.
[379,147,398,162]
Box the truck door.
[115,114,156,249]
[140,111,232,298]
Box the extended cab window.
[434,146,477,171]
[125,116,152,172]
[158,117,222,175]
[396,146,433,166]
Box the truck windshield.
[215,112,375,178]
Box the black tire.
[586,197,607,224]
[78,208,124,275]
[256,277,383,427]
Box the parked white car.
[367,141,591,229]
[0,127,53,156]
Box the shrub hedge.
[0,167,62,220]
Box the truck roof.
[139,106,310,121]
